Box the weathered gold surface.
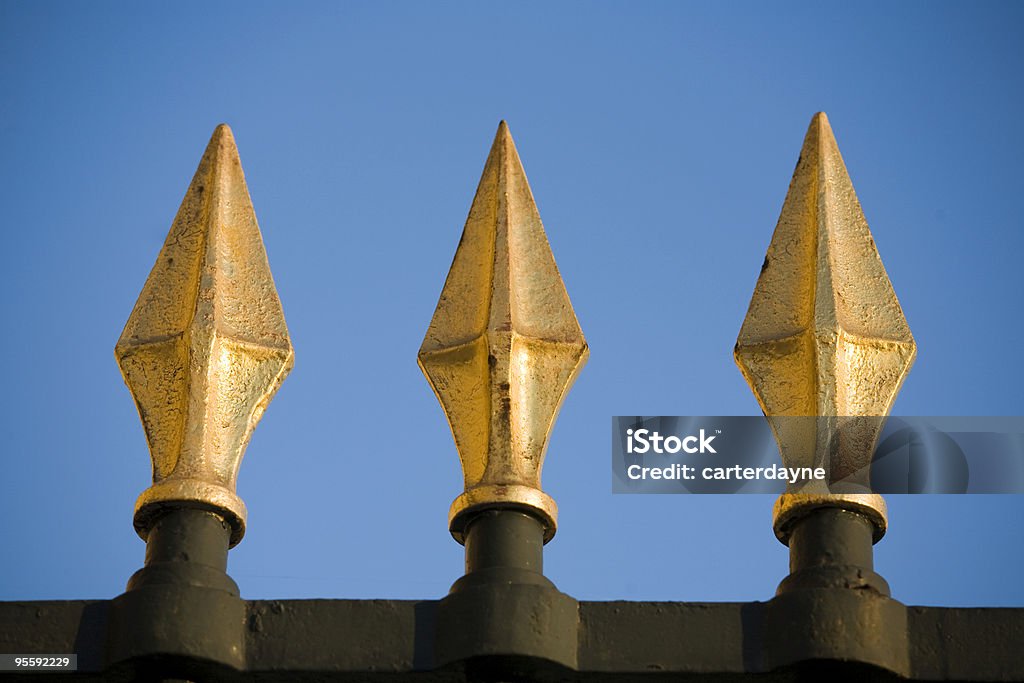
[418,122,588,544]
[735,113,915,543]
[116,125,293,547]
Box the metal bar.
[141,508,231,575]
[779,507,889,595]
[3,599,1022,680]
[463,509,545,575]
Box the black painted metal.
[106,508,246,680]
[763,507,907,675]
[778,507,890,595]
[437,510,579,675]
[4,598,1024,681]
[141,507,231,577]
[463,509,544,576]
[2,507,1023,680]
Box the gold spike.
[735,113,916,543]
[116,125,294,547]
[418,121,588,544]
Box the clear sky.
[1,1,1022,607]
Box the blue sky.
[1,1,1022,606]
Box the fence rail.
[0,115,1021,682]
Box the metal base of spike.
[777,506,890,596]
[436,511,578,670]
[766,507,904,671]
[773,493,887,545]
[108,509,245,675]
[134,478,247,547]
[448,484,557,544]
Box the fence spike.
[116,124,293,547]
[734,112,916,544]
[418,121,588,544]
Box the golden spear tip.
[419,124,587,544]
[796,112,832,162]
[117,125,292,547]
[204,123,236,158]
[492,120,515,162]
[736,113,915,544]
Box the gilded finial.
[418,121,588,544]
[735,113,916,543]
[116,125,294,547]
